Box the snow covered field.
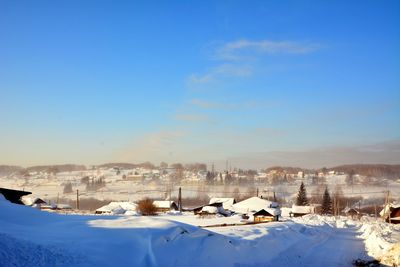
[1,195,399,267]
[1,169,399,207]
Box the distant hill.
[25,164,87,173]
[0,165,23,176]
[265,166,310,173]
[328,164,400,179]
[97,162,157,169]
[97,163,138,169]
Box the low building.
[343,207,360,219]
[290,205,315,217]
[380,203,400,224]
[153,200,178,212]
[253,209,279,223]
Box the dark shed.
[0,188,32,205]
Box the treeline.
[328,164,400,179]
[0,164,86,176]
[0,165,23,176]
[81,176,106,192]
[98,162,156,170]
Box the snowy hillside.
[1,195,399,266]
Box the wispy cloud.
[188,39,319,85]
[215,39,320,61]
[188,63,252,84]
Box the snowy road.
[267,226,369,266]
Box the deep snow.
[1,196,398,266]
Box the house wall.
[155,208,170,213]
[254,216,274,223]
[387,208,400,224]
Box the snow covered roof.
[96,202,137,215]
[343,207,359,214]
[232,197,279,214]
[291,205,314,214]
[21,196,47,206]
[153,200,176,209]
[201,206,219,214]
[254,208,280,216]
[209,198,235,210]
[379,203,400,218]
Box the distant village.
[1,163,399,225]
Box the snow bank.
[291,214,400,266]
[359,221,400,265]
[1,197,392,267]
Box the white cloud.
[215,39,320,60]
[188,63,252,84]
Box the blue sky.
[1,0,399,168]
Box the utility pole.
[178,187,182,212]
[76,189,80,210]
[256,188,259,197]
[387,191,391,224]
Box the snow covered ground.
[1,195,399,266]
[1,169,399,205]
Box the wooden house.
[380,204,400,224]
[343,207,360,219]
[290,205,315,217]
[253,209,278,223]
[153,200,178,212]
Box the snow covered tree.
[321,186,332,215]
[296,182,309,206]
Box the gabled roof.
[291,205,314,214]
[209,198,236,210]
[343,207,359,214]
[380,203,400,218]
[232,197,280,214]
[253,209,275,217]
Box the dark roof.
[253,209,274,217]
[0,188,32,205]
